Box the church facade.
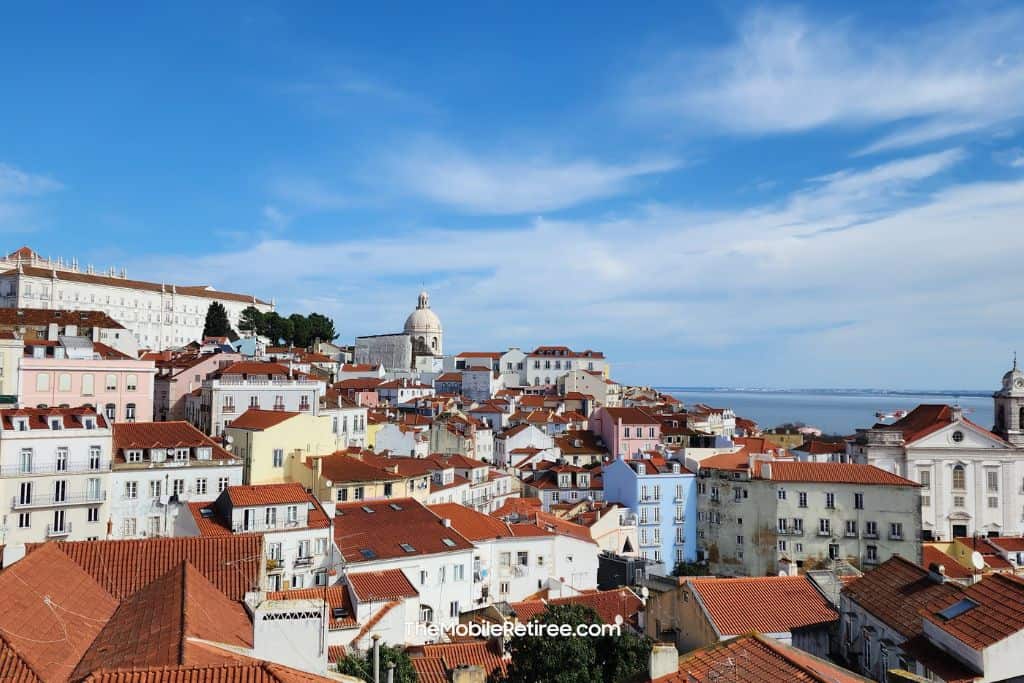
[354,291,443,370]
[848,361,1024,540]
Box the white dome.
[404,290,443,335]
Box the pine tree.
[202,301,232,338]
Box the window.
[500,552,511,567]
[36,374,49,392]
[19,481,32,506]
[123,518,137,537]
[218,477,230,492]
[81,374,94,396]
[798,492,807,508]
[919,469,931,489]
[988,496,999,509]
[777,518,788,533]
[454,564,465,581]
[196,478,207,495]
[265,507,277,527]
[517,551,529,566]
[298,539,310,557]
[865,521,878,538]
[173,479,185,496]
[419,605,433,622]
[792,518,804,534]
[105,403,116,421]
[272,449,284,468]
[828,543,840,559]
[953,465,966,490]
[353,486,364,500]
[150,480,162,498]
[952,430,964,443]
[778,540,787,551]
[736,535,744,546]
[125,403,136,421]
[845,520,858,536]
[854,492,864,510]
[19,448,32,474]
[987,470,999,492]
[890,522,904,539]
[58,373,71,392]
[249,395,260,408]
[954,495,965,508]
[866,545,878,561]
[449,601,460,618]
[287,505,298,523]
[126,374,138,391]
[777,488,786,500]
[125,481,138,499]
[105,374,117,391]
[825,492,835,509]
[18,512,30,529]
[818,518,831,535]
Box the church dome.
[404,290,442,335]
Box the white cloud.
[629,7,1024,152]
[269,177,349,211]
[0,163,62,197]
[386,140,680,214]
[132,149,1022,387]
[261,205,291,230]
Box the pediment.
[909,420,1010,450]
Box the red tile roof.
[333,498,474,563]
[346,569,419,602]
[657,633,869,683]
[429,503,520,541]
[410,656,448,683]
[688,576,836,635]
[113,421,234,461]
[762,461,920,487]
[0,307,126,329]
[921,546,975,580]
[224,408,301,431]
[308,454,403,483]
[842,556,962,639]
[0,543,119,681]
[415,641,508,680]
[350,601,400,646]
[922,572,1024,650]
[218,361,295,377]
[41,535,263,601]
[511,588,643,627]
[600,407,658,425]
[225,482,312,507]
[0,406,107,431]
[989,536,1024,552]
[73,562,253,678]
[80,662,336,682]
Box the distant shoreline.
[657,387,992,399]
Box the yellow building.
[299,451,431,504]
[225,409,336,484]
[365,411,386,449]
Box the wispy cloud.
[629,7,1024,153]
[132,149,1021,387]
[0,162,62,232]
[386,140,680,214]
[268,177,349,212]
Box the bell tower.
[994,353,1024,446]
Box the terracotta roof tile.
[0,307,126,329]
[922,572,1024,650]
[763,462,920,487]
[688,576,836,635]
[428,503,516,541]
[410,656,447,683]
[225,409,301,431]
[308,454,403,483]
[41,535,263,601]
[113,421,234,461]
[418,641,508,679]
[351,601,400,645]
[225,482,312,507]
[266,587,356,629]
[921,546,974,580]
[333,498,474,563]
[346,569,419,602]
[511,588,643,627]
[0,406,107,431]
[80,661,336,682]
[842,556,962,639]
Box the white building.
[0,406,110,552]
[109,421,243,539]
[181,482,334,592]
[495,423,554,468]
[333,498,476,636]
[849,365,1024,540]
[186,361,326,436]
[321,394,368,449]
[404,290,443,356]
[524,346,608,387]
[0,247,273,350]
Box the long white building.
[0,247,273,350]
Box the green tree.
[336,644,418,683]
[672,561,707,577]
[237,305,264,335]
[202,301,232,338]
[289,313,312,348]
[307,312,338,342]
[263,313,294,345]
[500,604,652,683]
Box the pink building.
[154,350,241,421]
[588,406,661,459]
[19,338,156,422]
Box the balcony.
[863,531,879,539]
[293,556,314,569]
[266,558,283,571]
[817,529,832,537]
[12,490,106,509]
[889,533,904,541]
[46,523,72,537]
[1,462,110,476]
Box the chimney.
[648,643,678,680]
[951,405,963,422]
[760,462,773,480]
[927,562,947,584]
[451,665,486,683]
[441,518,452,527]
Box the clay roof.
[0,406,107,431]
[688,576,836,635]
[72,562,253,678]
[40,535,263,601]
[309,454,403,483]
[18,264,271,305]
[113,421,234,461]
[226,482,311,507]
[0,543,119,681]
[920,546,975,580]
[410,656,448,683]
[511,588,643,626]
[346,569,419,602]
[529,346,604,359]
[217,361,294,377]
[498,509,595,544]
[333,498,474,563]
[954,537,1015,570]
[600,407,658,425]
[0,307,126,329]
[762,462,920,487]
[429,503,520,541]
[921,572,1024,651]
[414,641,508,680]
[80,662,336,682]
[795,439,847,455]
[435,372,463,382]
[842,556,962,639]
[882,403,1006,445]
[224,409,301,431]
[658,633,869,683]
[989,536,1024,552]
[698,448,752,472]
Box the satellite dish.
[971,551,985,571]
[223,434,235,445]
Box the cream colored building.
[0,332,22,399]
[224,409,335,485]
[0,247,273,350]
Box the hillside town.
[0,245,1022,683]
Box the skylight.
[400,543,416,553]
[389,503,403,511]
[359,548,377,559]
[362,506,375,514]
[441,538,456,547]
[937,598,980,621]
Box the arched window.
[1019,406,1024,430]
[82,374,94,396]
[58,373,71,392]
[36,373,49,392]
[952,465,966,490]
[419,605,433,623]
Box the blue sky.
[2,1,1023,390]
